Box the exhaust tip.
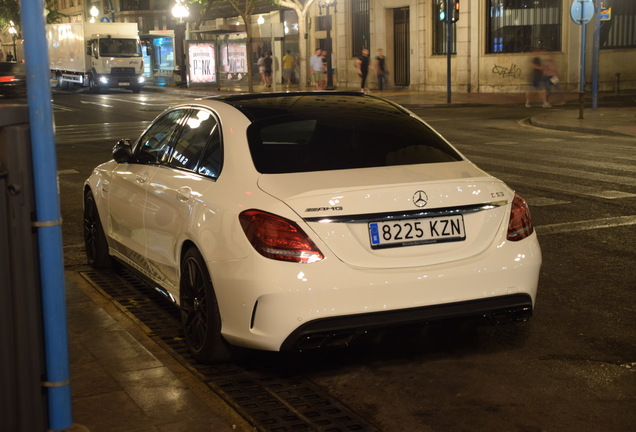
[487,306,532,325]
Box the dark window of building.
[601,0,636,49]
[486,0,562,53]
[433,1,457,55]
[316,15,329,31]
[351,0,370,57]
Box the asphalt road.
[53,89,636,432]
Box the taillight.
[239,209,324,263]
[507,194,534,241]
[0,76,16,82]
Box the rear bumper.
[209,233,541,352]
[280,294,532,351]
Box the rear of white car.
[206,94,541,352]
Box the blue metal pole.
[21,1,73,430]
[446,0,451,104]
[580,20,586,93]
[591,0,601,110]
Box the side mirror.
[113,139,134,163]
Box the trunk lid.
[257,161,513,269]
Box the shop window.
[486,0,562,53]
[432,1,457,55]
[351,0,370,57]
[601,0,636,49]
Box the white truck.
[47,22,144,93]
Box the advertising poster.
[223,42,247,76]
[188,42,216,83]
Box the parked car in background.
[83,92,542,363]
[0,61,27,98]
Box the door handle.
[176,186,192,202]
[136,172,149,184]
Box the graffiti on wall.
[492,64,522,79]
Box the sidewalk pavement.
[62,84,635,432]
[65,270,252,432]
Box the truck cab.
[86,35,144,93]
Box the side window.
[197,126,223,179]
[136,109,189,164]
[167,108,218,172]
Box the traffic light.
[438,0,446,22]
[451,0,460,23]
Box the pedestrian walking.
[375,48,387,92]
[257,53,266,86]
[356,48,370,92]
[282,50,294,87]
[542,54,560,105]
[263,51,273,88]
[310,48,324,90]
[525,51,550,108]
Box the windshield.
[241,94,463,174]
[99,38,141,57]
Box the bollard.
[614,73,621,95]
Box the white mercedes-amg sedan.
[83,92,541,363]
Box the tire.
[83,190,112,269]
[180,247,234,363]
[131,86,141,94]
[88,73,99,93]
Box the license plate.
[118,82,130,86]
[369,215,466,249]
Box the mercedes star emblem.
[413,190,428,208]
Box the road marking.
[536,215,636,235]
[484,141,518,146]
[52,104,76,112]
[487,171,636,200]
[54,121,151,144]
[472,156,636,187]
[464,146,636,173]
[524,196,569,207]
[105,96,169,107]
[531,137,564,143]
[80,100,114,108]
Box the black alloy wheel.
[180,247,234,363]
[83,190,112,269]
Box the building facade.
[44,0,636,93]
[325,0,636,93]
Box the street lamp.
[319,0,337,90]
[172,1,189,87]
[8,21,17,61]
[89,6,99,23]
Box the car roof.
[204,91,407,122]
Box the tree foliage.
[1,0,66,35]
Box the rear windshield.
[243,96,462,174]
